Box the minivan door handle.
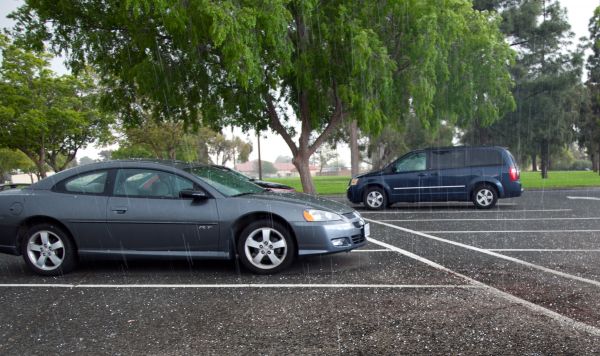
[111,207,128,214]
[418,173,428,177]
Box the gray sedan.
[0,160,368,275]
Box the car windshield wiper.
[231,191,256,197]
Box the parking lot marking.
[366,236,600,337]
[351,249,393,252]
[367,219,600,288]
[567,196,600,201]
[0,283,479,289]
[379,217,600,222]
[488,249,600,252]
[360,209,571,214]
[422,230,600,234]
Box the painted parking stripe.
[366,236,600,337]
[366,219,600,288]
[379,217,600,222]
[360,209,571,214]
[488,249,600,252]
[351,249,394,252]
[567,196,600,201]
[0,283,478,289]
[422,230,600,234]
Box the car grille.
[351,234,365,244]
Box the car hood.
[245,191,353,214]
[254,180,294,190]
[356,169,385,178]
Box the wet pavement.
[1,189,600,354]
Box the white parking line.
[379,217,600,222]
[366,219,600,288]
[488,249,600,252]
[567,196,600,201]
[0,283,478,289]
[351,249,393,252]
[366,236,600,336]
[360,209,571,214]
[422,230,600,234]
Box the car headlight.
[303,209,342,222]
[350,178,359,186]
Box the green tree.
[0,35,113,177]
[584,6,600,174]
[12,0,514,193]
[0,148,35,182]
[466,0,583,178]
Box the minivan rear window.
[466,148,503,167]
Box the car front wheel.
[472,185,498,209]
[364,187,387,210]
[237,220,295,274]
[21,224,77,276]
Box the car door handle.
[418,173,428,177]
[111,207,128,214]
[430,172,439,176]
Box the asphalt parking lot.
[2,189,600,354]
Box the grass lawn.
[267,171,600,194]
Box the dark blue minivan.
[347,146,522,209]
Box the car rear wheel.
[21,224,77,276]
[364,187,387,210]
[237,220,295,274]
[472,185,498,209]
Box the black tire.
[472,184,498,209]
[363,186,387,210]
[237,220,295,274]
[21,224,77,276]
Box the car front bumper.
[290,214,368,256]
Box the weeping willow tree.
[11,0,514,192]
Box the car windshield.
[185,166,265,197]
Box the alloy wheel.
[244,227,288,270]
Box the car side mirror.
[179,189,208,200]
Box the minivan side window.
[394,152,426,173]
[430,150,465,170]
[467,148,503,167]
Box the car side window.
[394,152,426,173]
[113,169,195,199]
[430,150,465,170]
[59,171,108,195]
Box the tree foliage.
[12,0,514,191]
[583,6,600,173]
[465,0,583,178]
[0,34,113,177]
[0,148,35,182]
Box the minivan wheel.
[21,224,77,276]
[472,185,498,209]
[364,187,387,210]
[237,220,295,274]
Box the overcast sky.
[1,0,599,165]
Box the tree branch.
[266,95,298,157]
[308,81,344,156]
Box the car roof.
[425,145,507,151]
[29,159,210,190]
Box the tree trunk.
[293,153,316,194]
[531,154,537,172]
[591,152,597,172]
[597,147,600,175]
[540,140,549,179]
[349,120,359,176]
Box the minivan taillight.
[509,167,519,182]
